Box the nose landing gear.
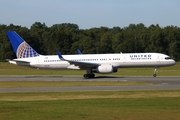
[153,67,158,77]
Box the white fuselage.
[11,53,176,70]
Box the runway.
[0,76,180,92]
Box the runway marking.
[161,83,169,85]
[117,80,127,82]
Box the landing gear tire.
[153,74,157,77]
[153,67,158,77]
[83,74,95,79]
[83,74,88,79]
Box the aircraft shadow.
[89,76,125,79]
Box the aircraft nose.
[172,60,176,65]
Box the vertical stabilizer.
[6,31,40,58]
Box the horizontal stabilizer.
[6,59,30,66]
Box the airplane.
[6,31,176,78]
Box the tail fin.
[6,31,40,58]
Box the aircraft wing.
[68,61,100,68]
[56,50,100,68]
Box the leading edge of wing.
[56,50,100,68]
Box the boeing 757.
[6,31,176,78]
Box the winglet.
[56,50,65,60]
[77,49,82,54]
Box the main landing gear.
[153,67,158,77]
[83,74,95,79]
[83,69,95,79]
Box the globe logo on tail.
[16,42,39,58]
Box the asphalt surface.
[0,76,180,92]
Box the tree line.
[0,22,180,61]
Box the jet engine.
[92,64,118,74]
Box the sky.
[1,0,180,29]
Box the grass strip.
[0,90,180,101]
[0,90,180,120]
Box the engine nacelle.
[93,65,118,74]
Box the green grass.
[1,90,180,101]
[0,62,180,76]
[0,90,180,120]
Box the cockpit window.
[165,57,171,60]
